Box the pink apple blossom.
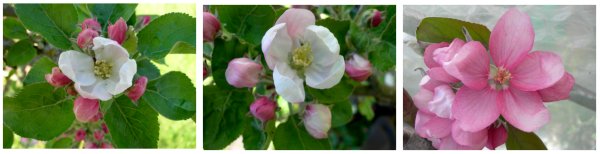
[127,76,148,102]
[76,29,99,48]
[370,10,383,27]
[303,104,331,139]
[94,129,104,141]
[250,96,277,122]
[345,54,373,82]
[75,129,86,142]
[108,17,127,44]
[73,96,100,122]
[225,58,263,88]
[45,67,72,87]
[81,18,101,32]
[203,12,221,42]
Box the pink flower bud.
[127,76,148,102]
[250,96,277,122]
[101,142,114,149]
[370,10,382,27]
[108,17,127,44]
[203,12,221,42]
[94,129,104,141]
[74,129,86,142]
[76,29,99,48]
[486,125,508,150]
[73,96,100,122]
[89,112,103,122]
[102,123,109,134]
[142,16,151,26]
[303,104,331,139]
[345,54,373,81]
[85,142,98,149]
[45,67,73,87]
[81,18,101,32]
[225,58,263,88]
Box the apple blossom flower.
[75,129,86,142]
[85,142,98,149]
[102,123,109,134]
[303,104,331,139]
[441,8,573,132]
[127,76,148,102]
[262,8,345,103]
[142,16,151,26]
[59,37,137,101]
[108,17,127,44]
[81,18,101,32]
[225,57,263,88]
[73,96,100,122]
[101,143,114,149]
[250,96,277,122]
[370,10,383,27]
[77,29,99,49]
[94,130,104,141]
[203,12,221,42]
[45,67,72,87]
[486,124,508,150]
[345,54,373,82]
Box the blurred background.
[403,5,596,150]
[3,3,196,148]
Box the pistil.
[94,60,112,79]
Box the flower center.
[488,65,511,90]
[290,42,313,71]
[94,60,112,79]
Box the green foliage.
[23,56,57,86]
[306,78,354,104]
[368,41,395,72]
[169,41,196,54]
[273,116,331,150]
[203,85,253,150]
[138,12,196,60]
[144,71,196,120]
[122,25,138,55]
[213,5,277,45]
[5,40,37,66]
[3,83,74,141]
[3,125,14,148]
[88,4,138,30]
[358,96,375,121]
[506,123,547,150]
[45,137,73,148]
[104,95,159,148]
[3,17,28,39]
[416,17,491,48]
[15,4,78,49]
[331,99,353,127]
[210,37,252,90]
[136,59,161,80]
[242,120,275,150]
[348,5,396,72]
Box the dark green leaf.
[331,99,353,128]
[203,85,253,150]
[370,6,396,44]
[416,17,491,48]
[3,17,28,39]
[136,59,160,80]
[213,5,277,45]
[88,4,137,30]
[315,19,350,55]
[15,4,78,49]
[242,119,274,150]
[506,123,547,150]
[3,83,74,141]
[45,137,73,148]
[104,95,159,148]
[23,56,57,85]
[368,41,396,71]
[6,40,37,66]
[144,71,196,120]
[211,37,251,90]
[138,13,195,60]
[306,78,354,104]
[273,116,331,150]
[3,125,14,148]
[169,41,196,54]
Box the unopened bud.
[345,54,373,81]
[77,29,99,48]
[45,67,73,87]
[203,12,221,42]
[108,17,127,44]
[73,96,100,123]
[225,58,263,88]
[250,96,277,122]
[127,76,148,102]
[81,18,101,32]
[303,104,331,139]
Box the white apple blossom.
[261,8,345,103]
[59,37,137,101]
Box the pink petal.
[510,51,565,91]
[452,87,501,132]
[414,111,453,139]
[413,87,433,113]
[419,75,445,92]
[538,72,574,102]
[428,85,455,119]
[423,42,449,68]
[451,122,488,148]
[489,8,535,69]
[501,87,549,132]
[433,38,465,65]
[438,136,482,150]
[275,8,315,39]
[486,125,508,150]
[428,67,459,83]
[443,41,490,90]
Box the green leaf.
[3,125,14,148]
[88,4,137,29]
[213,5,277,45]
[331,99,353,128]
[316,19,350,55]
[6,40,37,66]
[306,78,354,104]
[242,119,274,150]
[138,13,195,60]
[416,17,491,48]
[273,116,331,150]
[15,4,78,49]
[3,17,28,39]
[136,59,160,80]
[122,26,138,55]
[358,96,375,121]
[144,71,196,120]
[211,37,251,90]
[104,95,159,148]
[203,85,253,149]
[506,123,547,150]
[45,137,73,149]
[169,41,196,54]
[370,6,396,44]
[368,41,396,71]
[3,83,74,141]
[23,56,58,85]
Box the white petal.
[273,64,305,103]
[108,60,136,95]
[58,51,96,86]
[303,25,340,67]
[261,23,294,70]
[92,37,130,67]
[74,82,111,101]
[305,55,345,89]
